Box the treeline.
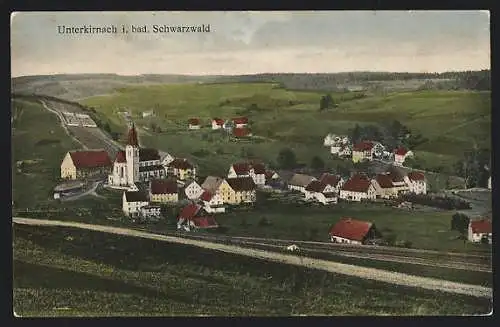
[401,193,471,210]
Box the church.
[108,123,166,188]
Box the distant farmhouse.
[352,141,385,163]
[211,118,225,130]
[393,147,414,165]
[329,217,380,245]
[339,174,377,202]
[188,118,201,130]
[468,218,492,244]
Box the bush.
[401,193,471,210]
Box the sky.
[11,11,490,77]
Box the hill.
[80,82,490,177]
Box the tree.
[277,148,297,169]
[103,122,111,133]
[451,213,470,235]
[349,124,362,144]
[319,93,335,111]
[310,156,325,170]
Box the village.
[56,114,492,246]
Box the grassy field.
[81,83,490,176]
[13,224,491,316]
[12,99,81,208]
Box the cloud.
[10,11,490,76]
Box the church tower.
[125,123,140,186]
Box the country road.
[12,218,492,299]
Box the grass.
[196,198,492,254]
[81,84,491,175]
[13,224,492,316]
[11,99,81,208]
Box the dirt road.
[12,217,492,299]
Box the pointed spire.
[127,122,139,146]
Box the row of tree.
[400,193,471,210]
[453,148,491,189]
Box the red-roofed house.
[304,180,338,205]
[352,141,385,163]
[339,174,376,202]
[61,150,112,180]
[319,173,345,192]
[404,171,427,195]
[233,127,252,138]
[329,217,379,245]
[232,117,248,128]
[393,147,414,165]
[167,158,196,181]
[211,118,225,130]
[188,118,201,130]
[228,161,266,185]
[200,190,225,213]
[177,203,218,231]
[468,218,492,244]
[149,178,178,203]
[372,173,398,199]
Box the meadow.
[13,224,492,316]
[11,99,81,208]
[81,83,491,177]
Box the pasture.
[13,224,491,316]
[81,83,491,176]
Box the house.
[232,117,248,128]
[61,149,112,180]
[228,161,266,186]
[182,180,204,200]
[324,134,350,147]
[338,145,352,158]
[287,173,317,193]
[200,190,225,213]
[188,118,201,130]
[167,158,196,181]
[329,217,380,245]
[177,203,218,231]
[319,173,345,193]
[142,110,154,118]
[339,174,377,202]
[265,170,280,181]
[386,166,410,195]
[404,171,427,195]
[122,190,149,217]
[149,178,178,203]
[393,147,414,165]
[201,176,225,194]
[219,177,257,204]
[352,141,385,163]
[108,124,166,187]
[138,205,162,221]
[211,118,225,130]
[372,173,398,199]
[467,218,492,244]
[233,127,252,138]
[304,180,338,205]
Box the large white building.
[108,124,166,187]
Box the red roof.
[342,174,373,193]
[252,163,266,174]
[115,150,126,163]
[329,218,374,242]
[305,180,328,193]
[178,203,202,220]
[232,117,248,124]
[353,141,375,152]
[232,162,251,175]
[150,179,178,195]
[265,170,277,179]
[200,190,214,202]
[69,150,112,169]
[375,174,394,189]
[470,219,492,234]
[190,216,219,228]
[212,118,225,125]
[233,127,251,137]
[407,171,425,181]
[320,173,341,187]
[127,123,139,146]
[188,118,200,125]
[394,147,409,156]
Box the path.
[40,100,87,150]
[60,181,102,202]
[12,218,492,299]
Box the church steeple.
[127,123,139,147]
